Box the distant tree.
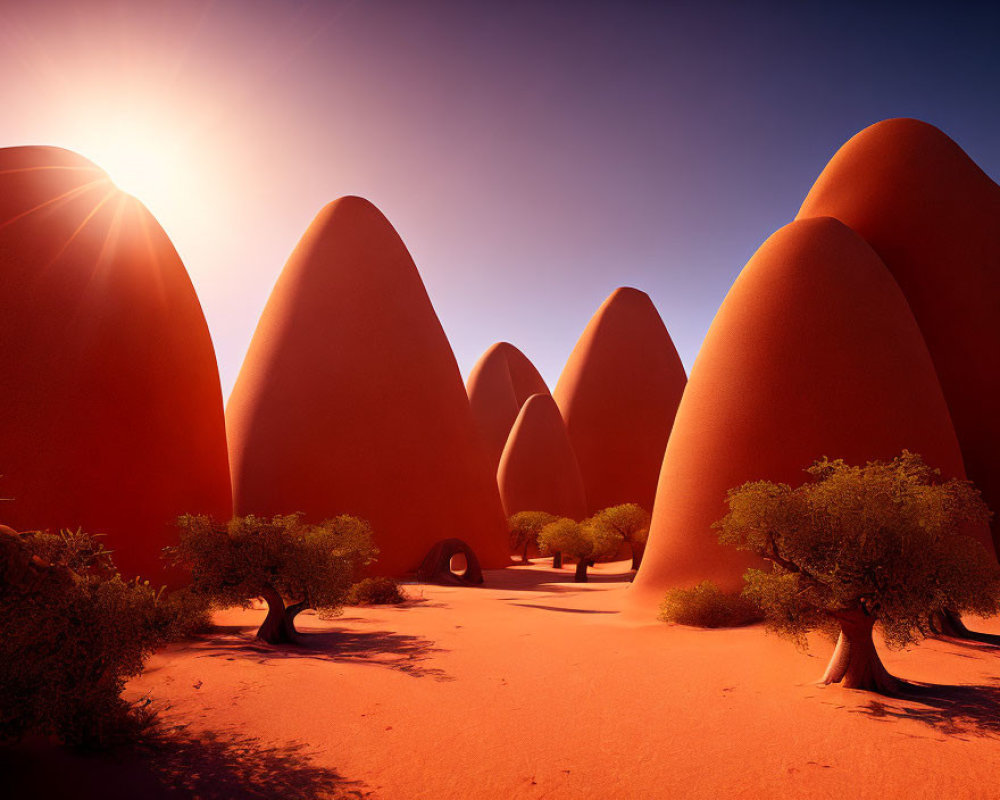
[586,504,651,569]
[0,527,193,748]
[507,511,558,563]
[537,517,623,582]
[716,452,1000,695]
[168,514,377,645]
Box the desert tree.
[507,511,558,563]
[0,526,195,748]
[537,517,623,582]
[168,514,377,645]
[715,452,1000,695]
[586,503,651,569]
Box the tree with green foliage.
[715,452,1000,695]
[537,517,623,582]
[586,504,651,569]
[169,514,377,645]
[0,527,199,749]
[507,511,558,563]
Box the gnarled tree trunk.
[821,609,903,695]
[574,559,593,583]
[630,543,644,571]
[256,586,304,645]
[928,607,1000,645]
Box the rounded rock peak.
[497,392,587,520]
[0,144,108,174]
[627,215,976,616]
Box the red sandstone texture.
[466,342,549,473]
[497,393,587,520]
[798,118,1000,555]
[629,217,980,616]
[226,196,510,576]
[553,287,686,514]
[0,146,232,585]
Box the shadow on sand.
[1,725,369,800]
[854,681,1000,738]
[197,625,454,681]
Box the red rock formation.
[226,196,510,576]
[497,393,587,520]
[466,342,549,472]
[629,217,982,615]
[0,146,232,585]
[553,287,686,514]
[798,118,1000,555]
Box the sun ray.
[0,177,112,234]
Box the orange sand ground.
[7,563,1000,799]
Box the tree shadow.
[1,725,369,799]
[852,681,1000,738]
[193,626,454,681]
[508,602,617,614]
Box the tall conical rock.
[497,393,587,520]
[466,342,550,473]
[226,197,510,575]
[553,287,686,514]
[798,118,1000,555]
[0,146,232,584]
[629,217,982,616]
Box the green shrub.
[0,527,176,749]
[346,576,407,605]
[658,581,763,628]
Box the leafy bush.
[168,514,378,644]
[508,511,558,562]
[0,527,179,749]
[537,517,623,582]
[585,504,651,569]
[658,581,763,628]
[346,576,406,605]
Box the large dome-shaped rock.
[466,342,549,472]
[497,393,587,520]
[553,287,686,514]
[0,146,232,584]
[226,196,510,576]
[628,217,982,616]
[798,118,1000,555]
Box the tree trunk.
[553,552,562,569]
[574,559,592,583]
[256,586,300,645]
[521,541,531,563]
[821,609,903,695]
[929,607,1000,645]
[630,544,643,571]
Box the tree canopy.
[538,517,622,582]
[169,514,377,644]
[585,503,651,569]
[507,511,558,562]
[715,451,1000,693]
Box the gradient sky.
[2,0,999,399]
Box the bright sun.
[70,112,196,219]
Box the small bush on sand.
[0,527,190,749]
[346,576,407,605]
[659,581,763,628]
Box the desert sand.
[9,563,1000,799]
